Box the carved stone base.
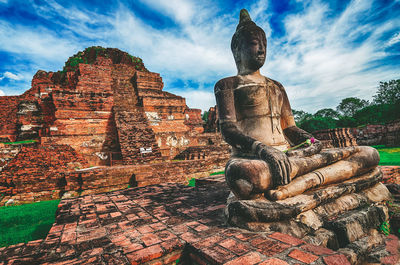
[225,168,392,257]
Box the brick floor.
[0,175,398,264]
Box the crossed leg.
[225,146,380,201]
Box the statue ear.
[239,9,252,24]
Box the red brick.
[180,232,201,243]
[301,243,334,255]
[122,243,144,254]
[257,239,290,256]
[269,232,304,246]
[234,232,257,241]
[386,238,399,255]
[259,258,289,265]
[126,245,163,264]
[155,230,177,241]
[224,252,262,265]
[322,254,350,265]
[160,238,184,253]
[164,251,182,264]
[192,235,224,249]
[192,224,209,232]
[218,238,251,256]
[149,222,167,231]
[201,245,236,263]
[381,255,399,265]
[288,249,318,264]
[141,233,162,246]
[137,225,154,234]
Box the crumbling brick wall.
[386,120,400,147]
[313,128,358,148]
[0,144,88,201]
[0,96,19,142]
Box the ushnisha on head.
[231,9,267,75]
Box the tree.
[314,108,339,119]
[373,79,400,105]
[202,111,209,122]
[336,97,369,117]
[292,109,312,124]
[336,116,357,128]
[299,116,337,133]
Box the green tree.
[373,79,400,105]
[337,116,357,128]
[314,108,339,119]
[354,103,400,125]
[202,111,209,122]
[292,109,312,124]
[299,116,337,133]
[336,97,369,117]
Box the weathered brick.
[288,249,319,264]
[224,252,262,265]
[218,238,251,256]
[126,245,163,264]
[256,238,290,256]
[259,258,290,265]
[322,254,351,265]
[269,232,304,246]
[301,243,334,255]
[141,233,162,246]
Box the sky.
[0,0,399,113]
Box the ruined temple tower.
[0,47,206,166]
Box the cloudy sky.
[0,0,399,113]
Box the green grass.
[372,145,400,166]
[0,200,60,247]
[210,170,225,176]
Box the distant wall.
[0,146,229,205]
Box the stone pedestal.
[225,168,396,263]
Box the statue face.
[237,30,266,74]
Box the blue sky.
[0,0,399,113]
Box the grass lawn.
[372,145,400,166]
[0,200,60,247]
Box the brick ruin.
[313,121,400,148]
[312,128,358,148]
[0,47,230,204]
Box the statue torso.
[233,76,289,152]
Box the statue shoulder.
[214,76,240,94]
[266,77,286,91]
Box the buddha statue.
[215,9,380,202]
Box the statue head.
[231,9,267,75]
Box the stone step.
[323,205,387,248]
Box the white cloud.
[111,5,236,84]
[0,21,80,65]
[387,32,400,46]
[0,89,4,96]
[138,0,195,23]
[1,71,23,81]
[171,89,216,111]
[263,0,400,113]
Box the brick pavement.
[0,175,398,264]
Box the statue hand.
[252,141,292,186]
[286,139,322,157]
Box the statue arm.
[214,79,254,152]
[215,79,291,185]
[278,83,322,156]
